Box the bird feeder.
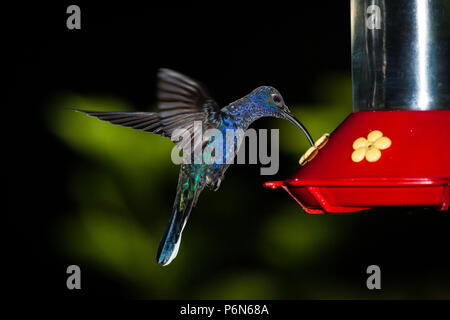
[265,0,450,213]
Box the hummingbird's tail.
[156,171,203,266]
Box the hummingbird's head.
[247,86,314,146]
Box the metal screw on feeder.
[265,0,450,213]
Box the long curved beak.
[282,110,314,146]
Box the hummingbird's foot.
[213,177,223,191]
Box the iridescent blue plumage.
[76,69,313,266]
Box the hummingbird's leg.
[213,175,224,191]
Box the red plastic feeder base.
[264,110,450,214]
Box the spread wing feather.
[76,68,222,151]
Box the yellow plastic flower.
[299,133,330,166]
[351,130,391,163]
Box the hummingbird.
[76,68,314,266]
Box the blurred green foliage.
[47,76,449,299]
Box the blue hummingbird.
[76,69,314,266]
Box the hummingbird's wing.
[156,165,206,266]
[157,68,222,152]
[74,110,166,135]
[76,69,221,149]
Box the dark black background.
[7,2,450,300]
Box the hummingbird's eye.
[271,93,283,106]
